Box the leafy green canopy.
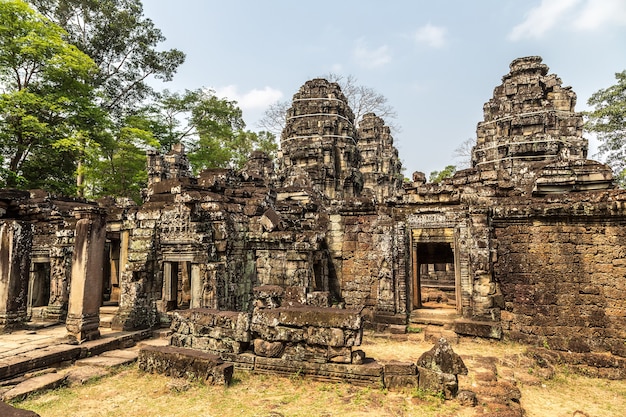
[428,165,456,184]
[83,89,278,202]
[586,70,626,185]
[0,0,101,193]
[29,0,185,117]
[151,89,277,173]
[1,1,276,200]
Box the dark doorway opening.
[28,262,51,320]
[103,237,121,305]
[164,261,192,311]
[412,241,457,310]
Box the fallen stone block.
[138,345,233,385]
[454,319,502,339]
[171,309,251,343]
[328,346,352,364]
[383,361,417,376]
[64,366,109,386]
[1,372,67,402]
[417,338,468,375]
[282,343,328,363]
[253,339,284,358]
[417,366,458,400]
[384,374,420,389]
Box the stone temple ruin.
[1,56,626,384]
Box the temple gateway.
[1,56,625,372]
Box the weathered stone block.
[138,345,232,385]
[417,338,468,375]
[352,349,366,365]
[383,361,417,375]
[0,402,40,417]
[417,366,458,399]
[253,339,284,358]
[305,327,345,347]
[455,319,502,340]
[327,346,352,363]
[384,374,420,389]
[282,343,328,363]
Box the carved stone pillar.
[0,221,32,330]
[66,207,106,342]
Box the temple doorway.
[411,228,461,313]
[103,236,122,305]
[27,261,51,319]
[163,261,190,310]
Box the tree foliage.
[149,89,277,173]
[83,89,279,200]
[428,165,456,183]
[28,0,186,117]
[0,0,101,192]
[1,0,275,199]
[83,114,158,202]
[585,70,626,181]
[258,74,398,136]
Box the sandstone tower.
[472,56,587,177]
[279,79,363,200]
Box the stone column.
[0,221,32,330]
[66,207,106,342]
[190,263,202,308]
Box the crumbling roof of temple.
[472,56,587,171]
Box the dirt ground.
[13,331,626,417]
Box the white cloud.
[573,0,626,30]
[213,85,283,110]
[353,40,392,69]
[414,23,448,48]
[508,0,580,40]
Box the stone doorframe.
[28,250,51,319]
[161,251,203,311]
[407,213,471,315]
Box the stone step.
[409,308,459,329]
[0,329,152,382]
[75,349,138,368]
[98,306,119,329]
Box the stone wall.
[0,190,95,326]
[169,302,363,365]
[493,193,626,358]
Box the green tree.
[428,165,456,183]
[82,89,278,200]
[28,0,185,195]
[28,0,185,117]
[0,0,101,192]
[585,70,626,185]
[83,115,158,202]
[150,89,277,172]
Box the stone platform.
[0,324,152,382]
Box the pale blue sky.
[142,0,626,176]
